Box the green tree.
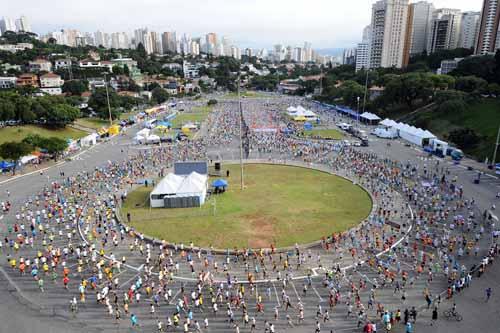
[338,80,365,108]
[62,80,88,95]
[0,100,16,121]
[46,104,80,127]
[42,137,68,160]
[151,87,169,104]
[0,141,33,174]
[455,76,488,93]
[438,99,467,114]
[112,65,124,75]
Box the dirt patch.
[244,214,277,248]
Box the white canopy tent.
[379,118,436,146]
[81,133,99,147]
[150,172,208,208]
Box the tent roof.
[360,112,381,121]
[151,173,184,195]
[151,172,207,196]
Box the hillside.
[409,98,500,162]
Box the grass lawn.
[171,106,212,128]
[299,129,344,140]
[122,164,372,249]
[412,99,500,161]
[0,125,87,145]
[74,118,111,130]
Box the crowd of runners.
[0,96,498,332]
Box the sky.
[3,0,483,49]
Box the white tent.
[150,172,208,208]
[146,134,160,144]
[20,155,38,164]
[81,133,99,147]
[136,128,150,137]
[379,119,437,146]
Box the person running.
[431,307,438,326]
[486,287,492,302]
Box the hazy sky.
[4,0,483,49]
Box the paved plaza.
[0,95,499,333]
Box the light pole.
[362,68,369,113]
[492,125,500,168]
[357,96,361,126]
[237,73,244,190]
[103,72,113,127]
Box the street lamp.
[357,96,361,125]
[103,72,113,127]
[237,73,244,190]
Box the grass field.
[122,164,372,249]
[74,118,111,130]
[0,125,87,145]
[299,129,344,140]
[171,106,212,128]
[411,99,500,161]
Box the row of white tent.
[379,118,436,146]
[150,171,208,208]
[133,128,161,144]
[286,106,318,119]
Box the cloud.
[3,0,483,48]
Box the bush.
[447,128,480,149]
[207,99,218,106]
[438,99,467,114]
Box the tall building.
[205,33,217,54]
[475,0,500,54]
[369,0,410,69]
[134,28,154,54]
[343,48,357,65]
[303,42,313,62]
[151,31,162,54]
[161,32,177,54]
[459,11,481,49]
[0,17,16,34]
[407,1,434,55]
[15,15,31,33]
[428,9,462,53]
[355,43,370,71]
[362,25,372,42]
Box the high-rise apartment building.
[428,9,462,53]
[369,0,410,69]
[15,15,31,33]
[475,0,500,54]
[161,32,177,54]
[151,31,162,54]
[459,11,481,49]
[407,1,434,55]
[205,33,217,54]
[355,43,370,71]
[0,17,16,34]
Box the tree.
[0,141,33,174]
[438,99,467,114]
[338,80,365,108]
[151,87,169,104]
[0,100,16,121]
[112,65,124,75]
[45,104,80,127]
[453,55,497,83]
[62,80,88,95]
[455,76,488,94]
[447,128,480,149]
[42,137,68,160]
[123,64,130,77]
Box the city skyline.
[3,0,483,49]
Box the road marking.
[119,271,142,289]
[169,289,181,305]
[311,284,324,302]
[290,280,303,304]
[272,281,281,307]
